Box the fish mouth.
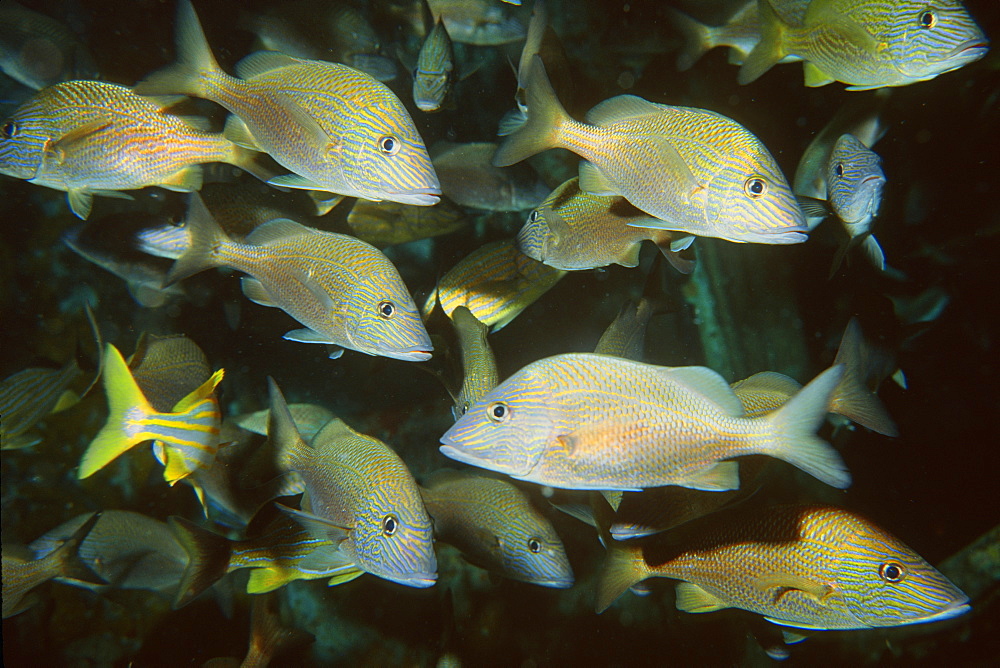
[945,40,989,60]
[530,576,575,589]
[908,600,971,625]
[386,187,442,207]
[383,571,438,588]
[439,444,479,466]
[381,346,433,362]
[750,227,809,245]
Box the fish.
[346,196,466,248]
[419,470,574,587]
[515,177,695,273]
[168,514,340,607]
[412,0,455,113]
[128,332,212,412]
[0,80,273,219]
[595,504,971,632]
[241,1,396,82]
[29,511,189,596]
[0,1,98,91]
[424,239,566,332]
[440,353,851,491]
[166,194,433,362]
[233,403,335,442]
[731,319,898,436]
[2,512,103,618]
[412,0,525,46]
[135,0,440,206]
[215,593,314,668]
[77,342,224,485]
[494,57,808,245]
[450,306,499,419]
[593,298,657,363]
[0,355,82,450]
[433,142,549,212]
[267,379,437,588]
[498,0,549,136]
[739,0,990,90]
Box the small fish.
[440,353,851,492]
[421,0,526,46]
[2,512,103,618]
[234,403,336,442]
[0,356,82,450]
[77,343,224,485]
[731,319,898,436]
[0,1,98,90]
[268,379,437,588]
[739,0,990,90]
[136,1,439,206]
[494,57,807,244]
[450,306,499,419]
[420,470,574,587]
[412,0,455,113]
[29,511,188,595]
[168,514,338,607]
[424,239,566,332]
[593,297,657,363]
[433,142,549,212]
[167,194,432,362]
[516,177,695,273]
[0,80,272,219]
[346,196,466,248]
[595,504,971,631]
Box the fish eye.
[919,11,937,29]
[527,210,540,224]
[382,514,398,536]
[487,401,510,423]
[0,121,16,139]
[378,135,400,155]
[743,177,768,199]
[835,163,845,178]
[378,300,395,319]
[527,537,542,553]
[878,561,906,583]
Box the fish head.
[703,141,808,244]
[826,134,885,226]
[497,517,575,588]
[0,96,53,180]
[515,208,550,262]
[341,103,441,205]
[885,1,989,82]
[351,482,438,588]
[345,271,433,361]
[440,369,555,478]
[833,513,970,627]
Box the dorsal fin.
[585,95,663,126]
[235,51,303,79]
[656,366,745,417]
[246,218,315,245]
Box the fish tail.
[77,344,158,479]
[737,0,787,85]
[595,540,648,613]
[169,516,233,609]
[165,193,229,286]
[267,377,310,472]
[664,7,715,72]
[764,364,852,489]
[492,56,567,167]
[829,319,898,436]
[134,0,221,99]
[49,512,106,586]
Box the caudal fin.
[764,365,852,489]
[134,0,221,99]
[165,193,229,286]
[594,540,648,613]
[829,318,898,436]
[77,344,157,479]
[665,7,714,71]
[169,516,233,609]
[737,0,788,85]
[50,512,106,586]
[492,55,568,167]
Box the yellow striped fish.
[0,356,81,450]
[494,57,807,245]
[419,470,574,587]
[168,195,432,361]
[740,0,989,89]
[424,239,566,332]
[412,0,454,112]
[346,196,466,248]
[77,343,223,485]
[168,514,338,608]
[451,306,499,419]
[516,177,695,273]
[135,0,440,206]
[596,505,971,631]
[268,379,437,588]
[0,80,272,219]
[441,353,851,491]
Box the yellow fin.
[159,165,203,193]
[675,582,729,613]
[594,541,646,613]
[326,567,364,587]
[754,573,836,604]
[803,61,835,88]
[51,389,81,414]
[247,566,304,594]
[680,461,740,492]
[48,121,113,161]
[171,368,224,413]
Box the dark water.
[2,0,999,665]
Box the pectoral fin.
[675,582,729,613]
[754,573,837,605]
